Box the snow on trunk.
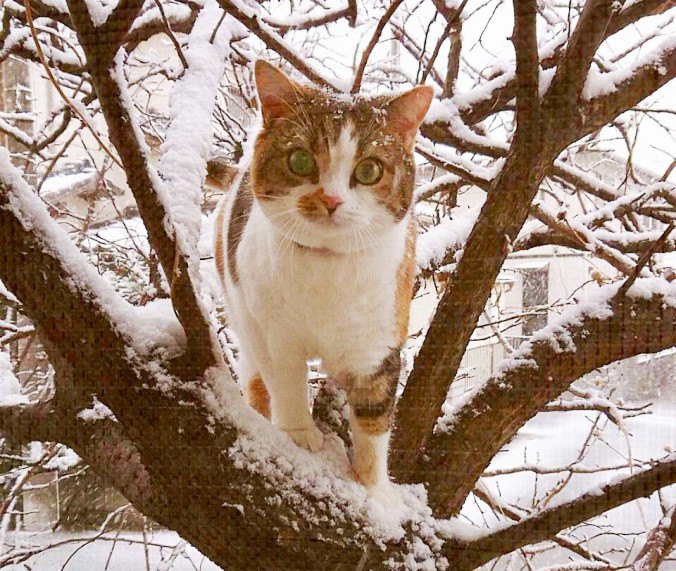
[0,352,28,407]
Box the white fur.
[217,125,408,491]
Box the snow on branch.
[416,202,483,273]
[632,506,676,570]
[418,278,676,517]
[582,34,676,100]
[0,148,184,358]
[63,2,217,369]
[218,0,337,90]
[159,0,232,284]
[457,453,676,570]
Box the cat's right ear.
[254,61,305,123]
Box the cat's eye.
[353,158,383,185]
[288,149,316,177]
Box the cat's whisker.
[273,217,300,267]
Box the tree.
[0,0,674,568]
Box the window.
[521,264,549,336]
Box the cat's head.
[250,61,432,253]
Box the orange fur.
[214,204,227,287]
[247,373,271,420]
[395,217,416,345]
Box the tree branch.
[391,1,548,485]
[454,455,676,570]
[632,506,676,570]
[512,0,540,136]
[543,0,617,119]
[66,0,215,373]
[351,0,405,93]
[421,281,676,516]
[218,0,336,90]
[607,0,676,38]
[574,41,676,141]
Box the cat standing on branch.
[214,61,432,497]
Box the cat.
[214,60,432,496]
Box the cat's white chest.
[232,206,406,375]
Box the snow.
[196,367,453,560]
[416,203,484,271]
[0,281,19,306]
[468,403,676,569]
[40,171,96,197]
[0,149,186,358]
[423,99,509,154]
[436,277,676,435]
[452,69,514,113]
[130,3,193,33]
[0,352,28,407]
[76,396,116,422]
[5,530,221,570]
[44,446,81,472]
[159,0,232,285]
[82,0,116,27]
[0,116,32,148]
[261,4,351,28]
[582,34,676,99]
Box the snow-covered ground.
[5,404,675,570]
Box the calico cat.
[214,60,432,495]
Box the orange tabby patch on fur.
[214,204,227,287]
[247,373,271,420]
[395,217,416,345]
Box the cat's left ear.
[254,60,307,124]
[384,86,434,149]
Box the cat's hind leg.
[344,348,400,496]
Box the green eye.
[288,149,316,176]
[353,158,383,185]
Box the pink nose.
[322,193,343,215]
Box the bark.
[422,288,676,516]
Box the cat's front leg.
[259,353,324,452]
[344,348,400,497]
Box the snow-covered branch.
[457,454,676,570]
[416,279,676,516]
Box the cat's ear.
[384,85,434,149]
[254,60,306,123]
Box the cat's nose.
[321,193,343,215]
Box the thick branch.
[512,0,540,134]
[543,0,617,118]
[514,229,676,256]
[0,151,138,399]
[66,0,215,373]
[422,282,676,516]
[574,42,676,141]
[391,5,549,484]
[608,0,676,37]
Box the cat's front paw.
[367,481,402,509]
[285,425,324,452]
